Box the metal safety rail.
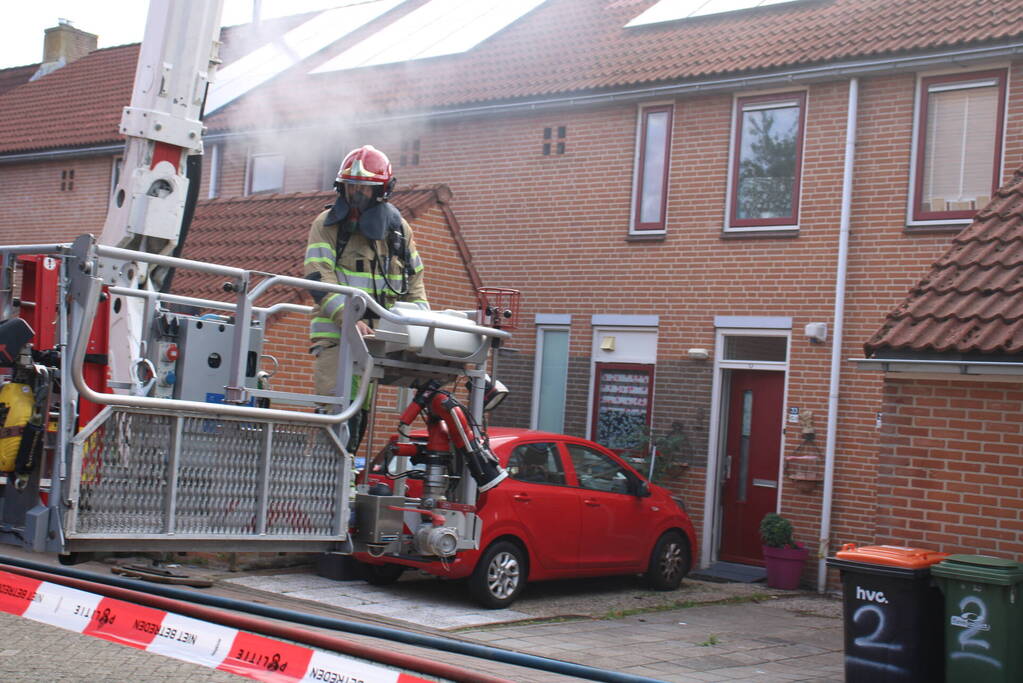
[0,235,509,555]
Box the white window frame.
[723,88,808,233]
[530,319,571,432]
[629,101,674,235]
[109,156,123,198]
[246,152,285,195]
[207,143,221,199]
[906,66,1009,228]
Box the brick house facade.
[2,0,1022,588]
[861,167,1023,561]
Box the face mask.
[344,184,374,213]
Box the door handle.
[512,493,531,502]
[583,498,600,507]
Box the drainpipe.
[818,77,858,594]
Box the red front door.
[719,370,784,565]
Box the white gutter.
[855,358,1023,376]
[4,41,1021,165]
[818,77,858,594]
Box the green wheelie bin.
[931,555,1023,683]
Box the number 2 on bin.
[952,596,1001,670]
[852,605,903,653]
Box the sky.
[1,1,347,69]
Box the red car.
[354,428,697,608]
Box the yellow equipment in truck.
[0,382,32,471]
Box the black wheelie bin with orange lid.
[827,543,948,682]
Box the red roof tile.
[0,63,39,96]
[3,0,1021,154]
[865,169,1023,356]
[210,0,1023,131]
[173,186,451,306]
[0,14,322,155]
[0,45,138,153]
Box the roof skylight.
[626,0,800,27]
[205,0,406,114]
[311,0,547,74]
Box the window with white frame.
[247,153,285,194]
[110,157,123,197]
[729,92,806,229]
[632,104,673,233]
[911,69,1007,223]
[531,324,570,433]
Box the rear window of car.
[507,442,566,485]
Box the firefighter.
[304,145,428,451]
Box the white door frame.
[700,319,791,569]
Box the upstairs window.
[728,92,806,230]
[542,126,567,156]
[631,105,673,233]
[912,70,1007,224]
[247,153,284,195]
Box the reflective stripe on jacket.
[304,208,427,344]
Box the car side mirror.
[632,478,651,498]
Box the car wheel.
[469,541,526,609]
[361,562,405,586]
[644,531,690,591]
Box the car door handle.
[512,493,531,502]
[583,498,600,507]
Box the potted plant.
[760,512,809,590]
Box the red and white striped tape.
[0,569,431,682]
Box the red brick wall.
[206,65,1023,568]
[0,156,115,246]
[874,377,1023,558]
[5,58,1023,576]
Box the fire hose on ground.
[0,554,666,683]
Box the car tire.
[361,562,405,586]
[468,540,526,609]
[644,531,690,591]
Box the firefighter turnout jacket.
[304,204,427,347]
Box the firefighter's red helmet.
[336,145,393,187]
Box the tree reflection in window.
[737,106,798,219]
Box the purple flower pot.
[762,545,809,589]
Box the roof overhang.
[205,37,1023,140]
[854,357,1023,377]
[0,143,122,165]
[6,38,1023,161]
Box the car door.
[563,441,647,569]
[500,440,580,572]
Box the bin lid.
[833,543,949,568]
[931,554,1023,586]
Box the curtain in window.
[639,110,670,224]
[536,328,569,432]
[923,84,998,211]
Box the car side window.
[507,442,566,486]
[566,444,631,494]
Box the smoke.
[204,1,437,192]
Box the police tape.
[0,569,432,682]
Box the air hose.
[0,562,508,683]
[0,554,666,683]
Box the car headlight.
[672,496,688,514]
